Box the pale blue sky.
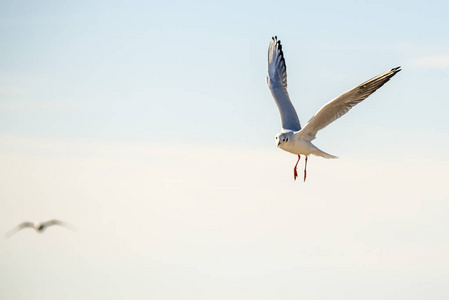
[1,1,449,299]
[1,0,448,145]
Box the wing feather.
[266,36,301,131]
[43,219,64,227]
[5,222,34,238]
[43,219,75,231]
[299,67,401,141]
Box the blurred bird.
[6,220,74,238]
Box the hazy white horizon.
[1,135,448,299]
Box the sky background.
[1,0,449,299]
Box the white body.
[278,130,336,158]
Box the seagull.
[267,36,401,181]
[6,220,74,238]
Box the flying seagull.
[6,220,73,238]
[266,36,401,181]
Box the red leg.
[303,156,308,182]
[293,155,300,180]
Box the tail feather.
[312,148,338,159]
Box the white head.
[34,222,45,231]
[275,132,292,148]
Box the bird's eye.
[286,138,288,142]
[276,137,278,139]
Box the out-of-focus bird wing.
[43,219,75,231]
[5,222,34,238]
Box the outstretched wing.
[266,36,301,131]
[298,67,401,141]
[42,219,75,230]
[5,222,34,238]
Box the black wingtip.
[273,36,282,50]
[272,36,281,44]
[392,66,402,73]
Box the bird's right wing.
[44,219,75,230]
[298,67,401,141]
[266,36,301,132]
[5,222,33,238]
[43,219,63,226]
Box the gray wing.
[298,67,401,141]
[42,219,64,227]
[266,36,301,131]
[5,222,34,238]
[42,219,75,230]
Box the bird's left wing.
[298,67,401,141]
